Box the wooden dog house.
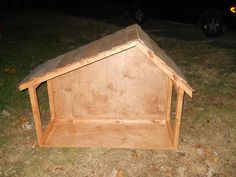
[19,24,193,149]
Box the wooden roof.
[19,24,193,96]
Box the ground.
[0,10,236,177]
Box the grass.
[0,9,236,177]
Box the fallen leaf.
[1,110,10,117]
[2,67,16,74]
[18,116,28,124]
[109,169,124,177]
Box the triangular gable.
[19,24,193,97]
[134,25,193,96]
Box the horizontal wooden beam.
[54,118,167,125]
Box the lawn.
[0,10,235,177]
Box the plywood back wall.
[52,48,168,120]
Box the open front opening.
[28,47,181,149]
[37,83,50,131]
[170,86,177,129]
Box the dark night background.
[1,0,236,37]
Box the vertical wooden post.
[173,87,184,149]
[47,80,56,120]
[166,79,174,143]
[28,87,43,146]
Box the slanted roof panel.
[135,25,193,96]
[19,25,139,90]
[19,24,193,96]
[135,25,185,80]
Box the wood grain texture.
[47,80,56,120]
[136,41,193,97]
[19,24,193,99]
[51,47,168,121]
[42,119,55,145]
[173,88,184,149]
[43,120,172,149]
[19,25,138,90]
[20,24,193,149]
[166,78,174,145]
[28,87,43,146]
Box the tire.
[199,9,225,37]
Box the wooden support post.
[166,78,174,144]
[47,80,56,120]
[28,87,43,146]
[173,87,184,149]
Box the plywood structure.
[19,24,193,149]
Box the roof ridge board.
[136,25,155,51]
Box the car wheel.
[134,7,145,24]
[199,9,224,37]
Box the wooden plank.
[71,57,108,118]
[99,34,115,53]
[28,87,43,146]
[166,78,173,122]
[173,88,184,149]
[136,41,193,97]
[53,118,166,125]
[136,25,153,50]
[20,55,64,85]
[58,72,73,119]
[71,65,90,118]
[43,120,172,149]
[51,77,63,119]
[124,48,167,118]
[56,49,80,68]
[42,119,55,145]
[52,47,166,121]
[166,78,174,145]
[19,43,136,91]
[105,46,126,119]
[57,39,103,68]
[112,29,128,48]
[150,38,186,80]
[127,25,139,42]
[47,80,56,120]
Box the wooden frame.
[28,80,186,149]
[20,24,193,149]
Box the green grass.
[0,9,235,177]
[0,10,119,112]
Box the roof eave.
[18,42,137,91]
